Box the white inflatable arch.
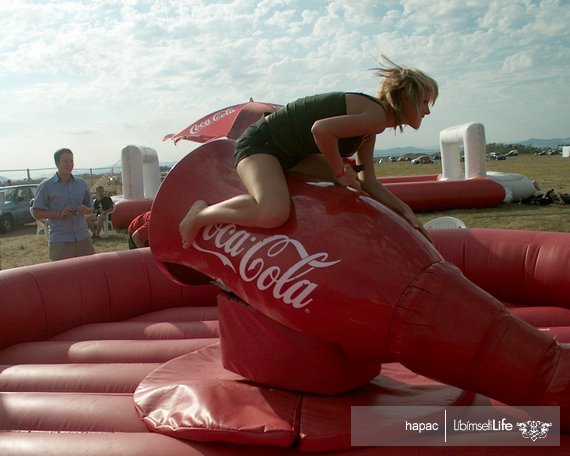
[439,122,534,202]
[439,122,487,180]
[121,145,161,199]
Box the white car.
[411,156,434,165]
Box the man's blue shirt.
[33,173,92,243]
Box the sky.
[1,0,569,177]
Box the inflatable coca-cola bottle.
[151,139,570,429]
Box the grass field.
[0,227,130,271]
[378,154,570,231]
[1,154,568,271]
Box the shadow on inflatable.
[1,138,569,454]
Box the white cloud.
[501,52,534,73]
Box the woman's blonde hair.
[373,56,438,132]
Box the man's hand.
[60,207,77,218]
[78,204,92,215]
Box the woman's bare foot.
[179,200,208,249]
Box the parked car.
[488,152,507,160]
[411,155,434,165]
[0,184,38,233]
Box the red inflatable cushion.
[218,292,382,395]
[508,306,570,328]
[134,344,301,447]
[133,343,471,450]
[298,363,474,452]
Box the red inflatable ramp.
[133,343,470,450]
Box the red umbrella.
[163,99,282,144]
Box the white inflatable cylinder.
[439,125,464,180]
[121,145,161,199]
[463,123,487,179]
[486,171,536,203]
[439,122,487,180]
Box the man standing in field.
[32,148,95,261]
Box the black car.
[0,184,38,233]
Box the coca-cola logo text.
[189,108,236,135]
[192,224,341,309]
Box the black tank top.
[265,92,380,159]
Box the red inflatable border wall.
[111,171,504,230]
[1,231,569,454]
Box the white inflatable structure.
[439,122,535,202]
[121,145,161,199]
[439,122,486,180]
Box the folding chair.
[102,208,115,237]
[423,216,467,229]
[30,207,48,239]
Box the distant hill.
[517,138,570,149]
[373,137,570,158]
[374,146,438,157]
